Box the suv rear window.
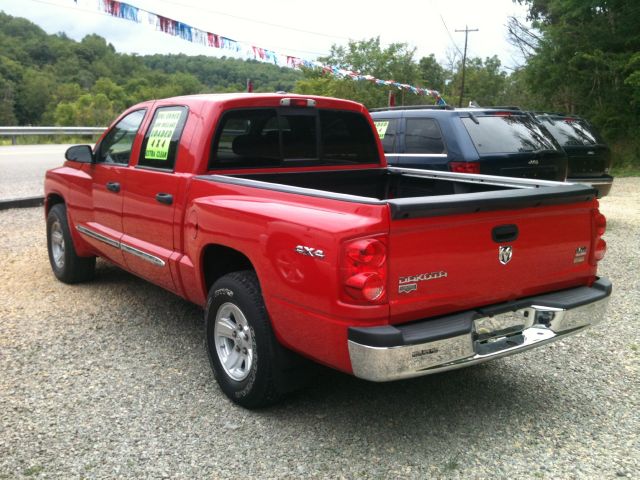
[536,116,602,146]
[461,114,559,154]
[210,108,378,169]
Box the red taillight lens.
[341,237,387,304]
[449,161,480,174]
[594,212,606,237]
[590,209,607,265]
[346,238,386,267]
[594,238,607,261]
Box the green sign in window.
[374,121,389,139]
[144,110,183,160]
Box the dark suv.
[532,113,613,197]
[370,106,568,181]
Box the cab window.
[138,106,189,170]
[96,109,146,165]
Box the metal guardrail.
[0,126,106,145]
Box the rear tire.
[46,204,95,284]
[205,271,308,408]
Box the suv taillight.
[590,208,607,265]
[449,161,480,174]
[340,237,388,304]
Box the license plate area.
[473,308,534,342]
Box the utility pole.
[455,25,478,107]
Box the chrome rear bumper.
[568,175,613,197]
[348,278,611,382]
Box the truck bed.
[197,167,599,325]
[203,167,597,219]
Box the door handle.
[106,181,120,193]
[155,193,173,205]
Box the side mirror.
[65,145,94,163]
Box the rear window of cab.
[209,108,379,169]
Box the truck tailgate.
[388,201,597,323]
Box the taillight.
[594,212,606,237]
[449,161,480,174]
[593,238,607,261]
[341,237,387,304]
[590,209,607,265]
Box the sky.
[0,0,531,70]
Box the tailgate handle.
[492,224,519,243]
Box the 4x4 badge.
[499,246,513,265]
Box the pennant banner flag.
[94,0,445,103]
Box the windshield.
[461,114,559,154]
[536,116,603,146]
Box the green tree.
[448,55,509,107]
[0,78,17,125]
[419,54,447,93]
[15,68,54,124]
[54,93,117,126]
[517,0,640,136]
[0,12,305,126]
[295,37,430,108]
[514,0,640,167]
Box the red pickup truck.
[45,93,611,408]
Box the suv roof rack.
[475,105,522,111]
[532,111,577,117]
[369,105,455,112]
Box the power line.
[18,0,330,57]
[439,14,463,57]
[455,25,478,107]
[153,0,351,42]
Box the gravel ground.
[0,179,638,479]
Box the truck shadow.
[89,260,583,446]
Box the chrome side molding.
[76,225,166,267]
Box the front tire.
[205,271,304,408]
[46,204,95,284]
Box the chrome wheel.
[214,302,254,381]
[50,219,65,269]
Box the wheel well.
[202,245,254,293]
[46,194,64,214]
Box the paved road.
[0,145,70,199]
[0,180,638,478]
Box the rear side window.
[373,119,398,153]
[139,106,188,170]
[536,117,602,146]
[210,108,378,168]
[405,118,445,154]
[461,114,559,154]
